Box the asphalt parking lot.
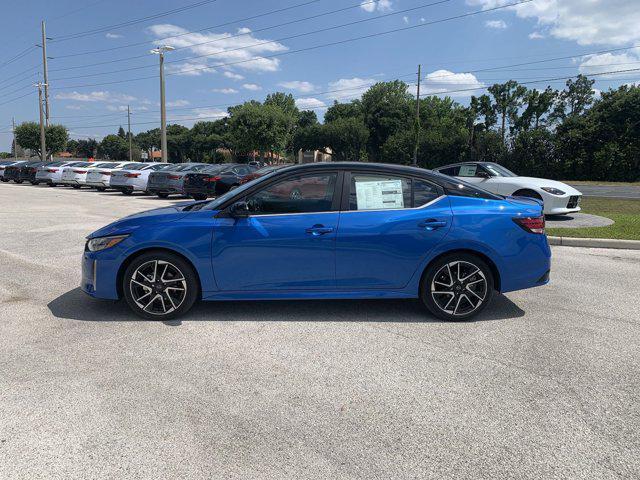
[1,183,639,479]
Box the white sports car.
[433,162,582,215]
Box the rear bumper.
[148,186,181,194]
[183,185,213,196]
[86,180,110,188]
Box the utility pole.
[151,45,174,163]
[36,82,47,162]
[127,105,132,162]
[12,117,18,160]
[412,64,421,167]
[40,21,50,127]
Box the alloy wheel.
[129,260,187,316]
[430,261,487,317]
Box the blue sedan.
[82,162,551,321]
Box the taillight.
[124,173,140,178]
[203,175,221,182]
[74,170,87,174]
[46,168,58,173]
[168,175,182,180]
[513,216,545,234]
[99,171,111,175]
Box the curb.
[548,236,640,250]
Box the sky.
[1,0,639,150]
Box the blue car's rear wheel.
[123,251,199,320]
[420,253,494,321]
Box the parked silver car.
[35,161,87,186]
[146,163,210,198]
[109,162,176,195]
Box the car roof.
[273,161,443,180]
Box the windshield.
[204,170,281,210]
[484,163,517,177]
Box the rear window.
[121,163,144,169]
[93,163,116,168]
[47,161,65,167]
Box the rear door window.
[349,174,411,211]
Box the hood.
[510,177,582,195]
[87,204,194,239]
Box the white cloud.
[105,105,129,112]
[402,16,409,24]
[295,97,326,110]
[422,70,484,97]
[326,77,376,101]
[528,31,544,40]
[242,83,261,91]
[360,0,392,13]
[223,71,245,80]
[165,60,215,77]
[578,52,640,78]
[278,80,316,93]
[485,19,507,29]
[192,108,228,119]
[147,24,288,75]
[54,91,136,103]
[212,88,239,94]
[166,99,190,107]
[105,33,123,39]
[467,0,640,46]
[65,105,84,110]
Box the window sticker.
[355,179,404,210]
[458,165,478,177]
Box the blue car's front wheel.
[421,253,494,321]
[123,251,199,320]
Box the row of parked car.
[0,159,288,200]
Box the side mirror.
[229,201,251,218]
[476,170,490,178]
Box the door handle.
[418,219,448,231]
[305,224,334,236]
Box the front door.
[212,172,340,291]
[335,172,452,290]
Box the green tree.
[117,126,126,139]
[14,122,69,157]
[553,75,596,121]
[323,117,369,162]
[166,124,191,163]
[517,87,557,131]
[324,100,363,123]
[98,134,129,160]
[76,138,98,158]
[188,120,227,162]
[297,110,318,129]
[228,102,290,160]
[361,81,413,161]
[488,80,527,145]
[66,139,79,156]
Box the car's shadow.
[48,288,525,326]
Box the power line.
[53,0,325,59]
[48,0,532,89]
[51,0,222,42]
[49,0,449,75]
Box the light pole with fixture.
[150,45,175,163]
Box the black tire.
[72,185,81,189]
[15,180,23,184]
[122,188,133,195]
[96,187,106,192]
[31,181,38,185]
[122,251,199,320]
[420,253,494,321]
[192,193,207,201]
[157,192,169,198]
[48,183,56,187]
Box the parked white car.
[109,162,178,195]
[35,161,87,186]
[59,162,114,188]
[433,162,582,215]
[85,162,146,191]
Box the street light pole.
[127,105,132,162]
[36,82,47,162]
[40,20,50,127]
[12,117,18,160]
[412,64,421,167]
[150,45,174,163]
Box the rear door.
[335,171,452,290]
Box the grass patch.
[547,197,640,240]
[562,180,640,186]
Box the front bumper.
[544,194,582,215]
[81,250,121,300]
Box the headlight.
[86,235,129,252]
[541,187,565,196]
